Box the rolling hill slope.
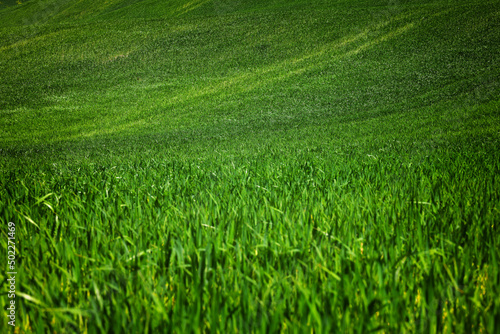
[1,0,498,152]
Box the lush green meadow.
[1,0,500,332]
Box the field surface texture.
[1,0,500,332]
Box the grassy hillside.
[1,0,500,332]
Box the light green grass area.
[1,0,500,332]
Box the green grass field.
[1,0,499,332]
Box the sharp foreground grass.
[1,0,499,332]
